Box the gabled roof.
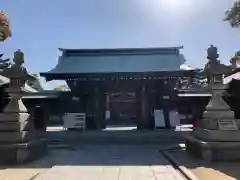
[6,90,60,99]
[41,47,186,76]
[180,64,195,70]
[21,91,59,99]
[0,75,9,86]
[224,72,240,84]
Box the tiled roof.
[0,74,9,86]
[0,74,37,92]
[224,72,240,84]
[44,54,186,74]
[180,63,195,70]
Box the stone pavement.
[0,150,68,180]
[33,145,186,180]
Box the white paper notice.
[105,110,110,120]
[154,109,166,128]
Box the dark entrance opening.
[107,92,137,127]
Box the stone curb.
[162,150,200,180]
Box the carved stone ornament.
[204,45,232,84]
[207,45,219,60]
[2,50,31,113]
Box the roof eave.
[39,69,200,82]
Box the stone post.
[186,45,240,162]
[0,50,47,164]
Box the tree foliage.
[0,54,11,70]
[225,0,240,27]
[0,11,11,41]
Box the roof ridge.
[59,46,184,52]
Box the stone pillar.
[0,85,47,164]
[186,82,240,162]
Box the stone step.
[47,130,191,144]
[0,131,35,143]
[0,138,48,164]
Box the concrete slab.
[33,145,185,180]
[0,145,186,180]
[167,149,240,180]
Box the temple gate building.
[40,47,196,130]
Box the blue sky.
[1,0,240,89]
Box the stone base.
[0,138,48,165]
[193,129,240,141]
[186,136,240,162]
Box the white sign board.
[218,119,238,131]
[154,109,166,128]
[105,110,110,120]
[169,111,181,127]
[63,113,86,129]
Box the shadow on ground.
[0,145,176,169]
[169,149,240,180]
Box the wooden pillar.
[137,86,150,130]
[192,101,200,127]
[106,93,110,110]
[0,87,4,112]
[141,87,146,128]
[162,95,171,129]
[136,88,141,129]
[94,87,100,129]
[105,93,111,123]
[85,92,96,130]
[148,89,155,129]
[162,80,171,129]
[94,87,105,130]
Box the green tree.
[224,0,240,27]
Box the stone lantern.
[186,45,240,162]
[0,50,47,164]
